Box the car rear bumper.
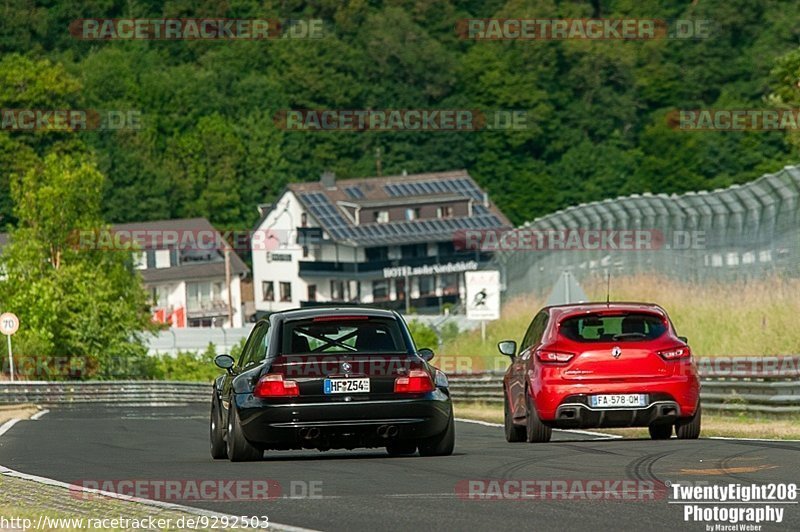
[552,395,681,428]
[534,377,700,427]
[233,390,452,449]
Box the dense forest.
[3,0,800,230]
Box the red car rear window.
[559,313,667,342]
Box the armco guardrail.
[0,381,210,406]
[0,356,798,413]
[447,356,800,414]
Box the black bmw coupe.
[210,307,455,461]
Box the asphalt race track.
[1,405,798,531]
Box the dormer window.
[405,208,420,221]
[374,210,389,223]
[437,206,453,218]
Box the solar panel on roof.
[345,186,364,199]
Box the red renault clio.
[499,302,701,442]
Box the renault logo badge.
[612,346,622,359]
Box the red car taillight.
[658,347,691,361]
[394,369,435,393]
[536,350,575,364]
[254,374,299,397]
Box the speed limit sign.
[0,313,19,336]
[0,312,19,381]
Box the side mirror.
[214,354,235,371]
[678,336,689,344]
[418,348,435,362]
[497,340,517,358]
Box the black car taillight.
[254,374,299,397]
[394,369,435,393]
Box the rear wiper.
[612,332,648,340]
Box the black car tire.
[504,394,526,442]
[227,403,263,462]
[418,408,455,456]
[525,392,552,443]
[386,441,417,456]
[676,404,701,439]
[648,423,673,440]
[210,392,228,459]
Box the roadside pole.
[0,312,20,382]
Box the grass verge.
[0,404,39,424]
[454,402,800,440]
[0,474,227,532]
[440,275,800,359]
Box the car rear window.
[559,313,667,342]
[281,317,408,354]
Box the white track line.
[0,465,320,532]
[455,418,623,439]
[30,409,49,420]
[0,419,319,532]
[0,419,20,438]
[707,436,800,443]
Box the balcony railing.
[187,299,229,316]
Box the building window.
[405,208,419,221]
[280,282,292,302]
[374,210,389,223]
[133,252,147,270]
[301,212,308,227]
[331,280,345,301]
[401,243,427,258]
[437,206,453,219]
[366,246,389,261]
[302,245,309,258]
[418,275,435,296]
[372,280,389,301]
[307,285,317,301]
[437,241,455,256]
[441,273,459,295]
[262,281,275,302]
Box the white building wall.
[253,190,309,312]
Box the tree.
[0,152,157,379]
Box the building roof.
[284,170,511,247]
[138,260,246,284]
[112,217,249,282]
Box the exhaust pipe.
[298,427,321,440]
[377,425,398,438]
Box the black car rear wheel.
[525,393,552,443]
[676,404,701,439]
[386,441,417,456]
[504,394,526,442]
[648,423,673,440]
[210,392,228,459]
[227,403,263,462]
[418,408,455,456]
